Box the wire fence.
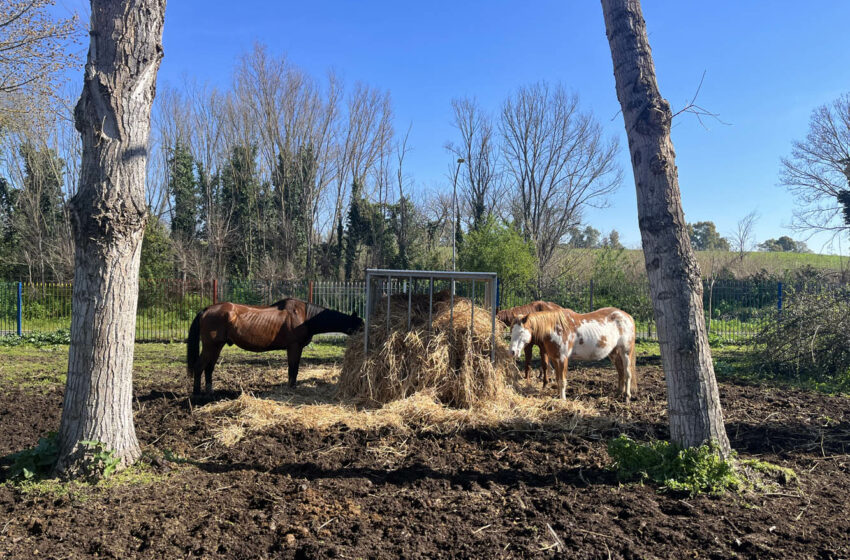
[0,276,823,343]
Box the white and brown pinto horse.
[509,307,637,401]
[497,300,562,385]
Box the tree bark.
[601,0,731,454]
[56,0,165,474]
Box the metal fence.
[0,276,817,343]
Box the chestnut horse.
[497,301,562,385]
[509,307,636,401]
[187,298,363,395]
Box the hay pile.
[338,294,520,407]
[199,386,608,447]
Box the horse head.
[508,315,531,357]
[345,310,364,335]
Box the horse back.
[199,301,306,351]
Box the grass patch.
[607,434,741,496]
[607,434,800,497]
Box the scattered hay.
[197,366,612,447]
[338,297,519,407]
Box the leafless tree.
[446,97,500,231]
[0,0,83,128]
[321,83,394,277]
[57,0,165,474]
[602,0,731,455]
[780,93,850,240]
[500,81,621,289]
[729,210,759,261]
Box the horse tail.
[187,310,203,377]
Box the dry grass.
[338,296,519,407]
[197,365,612,447]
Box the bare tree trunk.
[57,0,165,474]
[601,0,730,454]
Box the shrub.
[5,432,59,480]
[0,329,70,347]
[459,216,537,291]
[607,434,741,496]
[752,284,850,390]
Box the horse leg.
[622,347,633,404]
[555,357,569,400]
[611,351,626,397]
[202,342,224,395]
[523,343,533,380]
[287,344,304,388]
[611,348,632,404]
[539,344,549,387]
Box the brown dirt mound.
[338,296,519,407]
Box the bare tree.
[57,0,165,473]
[500,82,621,290]
[730,210,759,262]
[0,1,82,128]
[780,93,850,239]
[446,97,500,231]
[322,83,394,278]
[602,0,731,455]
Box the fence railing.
[0,277,826,343]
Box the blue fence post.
[16,281,22,336]
[777,281,783,317]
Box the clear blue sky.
[60,1,850,253]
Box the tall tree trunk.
[57,0,166,474]
[601,0,731,454]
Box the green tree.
[687,221,730,251]
[458,216,536,290]
[344,180,368,280]
[602,229,624,249]
[758,236,810,253]
[168,141,197,241]
[272,144,317,275]
[219,144,262,277]
[568,225,601,248]
[140,214,173,279]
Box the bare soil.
[1,346,849,559]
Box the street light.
[451,157,465,272]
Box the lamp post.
[451,157,464,272]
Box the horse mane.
[499,301,558,324]
[523,309,571,337]
[269,297,326,318]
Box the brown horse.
[508,307,637,401]
[497,301,562,385]
[187,298,363,395]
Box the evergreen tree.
[168,141,197,241]
[219,144,261,277]
[335,215,344,279]
[344,180,366,280]
[272,144,317,276]
[140,213,174,279]
[687,221,730,251]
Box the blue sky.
[59,1,850,253]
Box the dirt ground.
[1,344,849,559]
